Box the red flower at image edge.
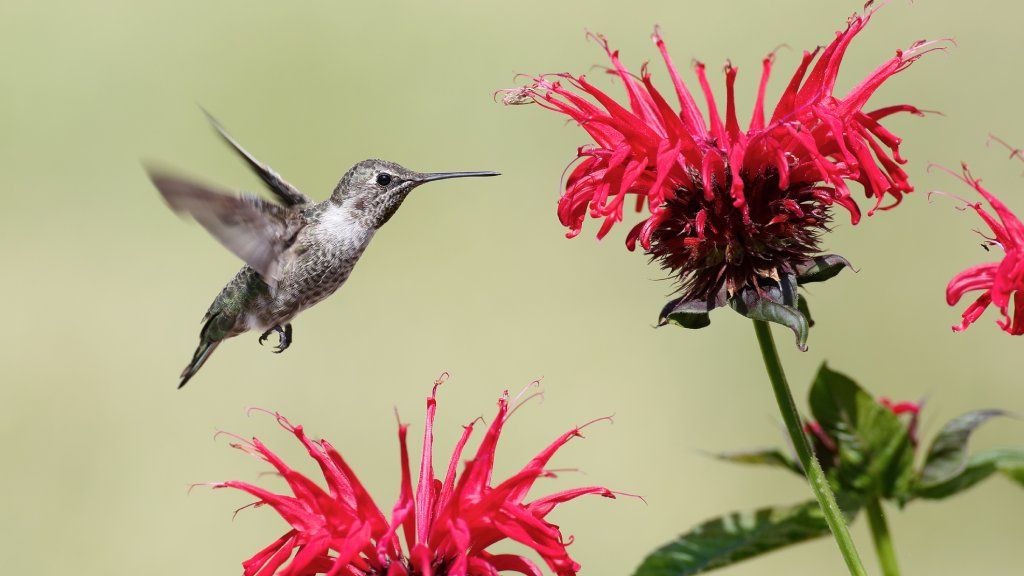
[506,6,944,302]
[940,146,1024,335]
[204,381,618,576]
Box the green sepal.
[729,275,809,351]
[797,295,815,328]
[658,288,727,329]
[794,254,853,284]
[714,449,803,476]
[914,447,1024,500]
[915,410,1008,489]
[807,363,914,497]
[658,254,847,340]
[632,495,862,576]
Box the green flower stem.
[751,319,867,576]
[866,497,901,576]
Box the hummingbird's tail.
[179,339,220,389]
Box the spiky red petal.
[941,161,1024,335]
[211,384,616,576]
[511,7,939,301]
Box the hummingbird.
[150,111,499,388]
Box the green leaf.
[889,453,917,506]
[917,410,1008,488]
[794,254,853,284]
[715,449,803,476]
[776,271,800,306]
[659,289,727,329]
[915,447,1024,499]
[633,498,861,576]
[1002,461,1024,486]
[881,428,916,505]
[730,278,809,351]
[807,364,912,496]
[797,295,815,328]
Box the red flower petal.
[940,158,1024,335]
[512,6,942,302]
[209,383,618,575]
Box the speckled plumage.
[151,112,498,387]
[196,201,371,343]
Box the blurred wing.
[201,108,313,207]
[149,169,303,289]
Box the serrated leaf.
[807,364,912,496]
[658,289,727,329]
[914,447,1024,499]
[730,282,809,351]
[715,449,803,476]
[794,254,853,284]
[633,499,859,576]
[917,410,1008,488]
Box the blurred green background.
[3,0,1023,574]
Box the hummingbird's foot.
[258,326,279,347]
[259,324,292,353]
[273,323,292,354]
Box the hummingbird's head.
[331,159,499,228]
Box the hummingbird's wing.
[149,169,303,290]
[201,108,313,207]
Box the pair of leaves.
[633,495,861,576]
[720,411,1024,503]
[807,369,1021,502]
[659,255,851,351]
[918,410,1005,486]
[637,364,1023,576]
[915,448,1024,499]
[808,364,914,501]
[913,410,1024,499]
[717,370,1023,504]
[640,447,1022,576]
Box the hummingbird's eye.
[376,173,393,187]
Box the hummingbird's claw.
[272,324,293,354]
[259,324,291,352]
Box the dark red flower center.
[648,167,831,300]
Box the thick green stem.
[751,320,867,576]
[866,497,901,576]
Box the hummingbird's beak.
[416,171,501,183]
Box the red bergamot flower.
[503,5,944,343]
[938,140,1024,335]
[204,379,618,576]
